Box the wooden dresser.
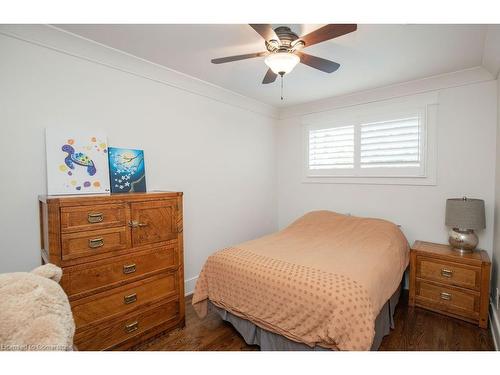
[409,240,490,328]
[38,191,184,350]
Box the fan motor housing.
[265,26,305,53]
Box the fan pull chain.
[280,73,284,101]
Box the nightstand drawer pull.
[440,268,453,278]
[124,321,139,333]
[123,264,136,274]
[87,212,104,223]
[88,237,104,249]
[440,292,452,301]
[123,293,137,305]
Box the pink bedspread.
[193,211,409,350]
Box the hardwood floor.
[379,292,494,350]
[135,294,258,351]
[135,291,495,351]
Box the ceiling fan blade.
[300,24,357,47]
[297,52,340,73]
[262,68,278,84]
[249,24,279,41]
[211,52,267,64]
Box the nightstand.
[409,240,491,328]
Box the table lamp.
[445,197,485,253]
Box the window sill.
[302,174,437,186]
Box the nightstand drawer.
[416,257,480,290]
[415,280,480,319]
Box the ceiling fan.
[211,24,357,90]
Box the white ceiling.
[56,24,488,107]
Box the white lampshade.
[264,52,300,75]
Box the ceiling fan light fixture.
[264,52,300,75]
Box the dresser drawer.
[74,299,180,351]
[415,280,480,319]
[72,272,178,331]
[61,227,130,261]
[63,246,178,297]
[416,256,480,290]
[61,203,128,233]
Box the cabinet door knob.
[128,220,148,228]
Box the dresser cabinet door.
[130,200,178,246]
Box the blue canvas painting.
[108,147,147,193]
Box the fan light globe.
[265,52,300,75]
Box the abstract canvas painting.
[46,129,110,195]
[108,147,147,193]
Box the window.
[303,94,437,185]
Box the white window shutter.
[360,117,421,168]
[308,125,355,169]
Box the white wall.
[487,24,500,349]
[276,79,497,257]
[492,77,500,349]
[494,79,500,291]
[0,31,277,294]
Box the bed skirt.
[209,283,401,351]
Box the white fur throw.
[0,264,75,351]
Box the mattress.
[193,210,409,350]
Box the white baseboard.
[490,300,500,351]
[184,275,199,296]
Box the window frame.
[302,94,438,186]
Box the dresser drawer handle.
[123,264,136,274]
[440,292,452,301]
[123,293,137,304]
[440,268,453,278]
[87,212,104,223]
[88,237,104,249]
[124,321,139,333]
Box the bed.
[192,210,409,351]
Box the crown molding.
[279,66,495,119]
[0,24,279,119]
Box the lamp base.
[448,228,478,253]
